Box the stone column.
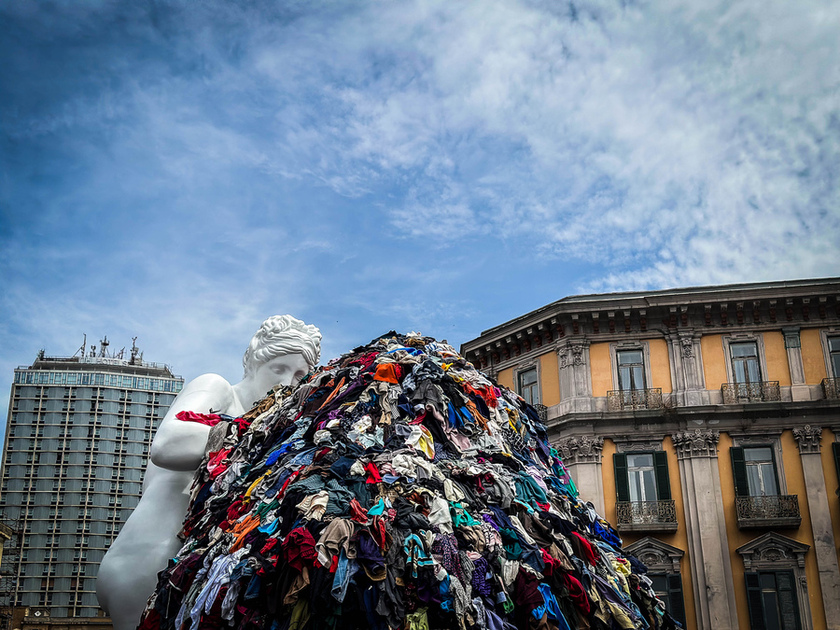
[672,430,739,630]
[666,331,706,406]
[793,425,840,628]
[555,435,605,515]
[784,327,811,401]
[557,339,593,413]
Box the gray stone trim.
[672,429,719,459]
[615,440,663,453]
[554,435,604,464]
[625,537,684,574]
[793,425,823,454]
[737,531,809,570]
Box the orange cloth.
[373,363,401,384]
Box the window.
[833,442,840,492]
[624,537,686,627]
[829,337,840,377]
[745,571,801,630]
[517,367,539,406]
[730,341,761,385]
[615,452,671,503]
[617,350,646,391]
[649,574,686,627]
[613,451,675,531]
[731,443,800,528]
[732,446,779,497]
[608,344,662,410]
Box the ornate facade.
[461,278,840,630]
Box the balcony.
[721,381,780,404]
[822,377,840,400]
[607,388,663,411]
[615,500,678,532]
[735,495,800,529]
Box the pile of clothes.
[140,333,682,630]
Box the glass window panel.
[618,350,643,365]
[745,447,772,461]
[731,342,758,358]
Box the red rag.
[364,462,383,484]
[176,410,223,426]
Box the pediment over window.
[625,536,684,573]
[736,532,810,570]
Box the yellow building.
[462,278,840,630]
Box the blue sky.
[1,0,838,442]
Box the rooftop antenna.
[116,347,125,360]
[99,336,109,358]
[130,337,139,365]
[74,334,87,359]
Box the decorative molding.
[555,435,604,464]
[793,425,822,455]
[736,531,810,571]
[625,536,684,573]
[729,431,783,445]
[557,339,589,369]
[680,336,694,358]
[671,429,719,459]
[615,440,663,453]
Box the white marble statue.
[96,316,321,630]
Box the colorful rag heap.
[139,333,682,630]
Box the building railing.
[735,495,801,529]
[607,388,663,411]
[721,381,780,404]
[615,500,678,532]
[822,377,840,400]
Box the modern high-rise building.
[0,340,183,621]
[462,277,840,630]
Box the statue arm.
[150,373,235,472]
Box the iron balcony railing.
[735,495,801,529]
[721,381,780,404]
[822,377,840,400]
[607,388,663,411]
[615,500,678,532]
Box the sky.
[1,0,838,443]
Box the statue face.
[248,353,310,395]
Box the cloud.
[1,0,838,444]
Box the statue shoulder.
[173,373,235,412]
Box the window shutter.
[775,571,801,630]
[745,572,766,630]
[666,574,686,626]
[730,447,749,496]
[832,442,840,487]
[653,451,672,501]
[614,453,630,502]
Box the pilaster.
[784,326,811,401]
[557,338,593,413]
[555,435,604,514]
[671,430,739,630]
[793,426,840,628]
[666,330,706,406]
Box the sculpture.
[96,316,321,630]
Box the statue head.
[242,315,322,379]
